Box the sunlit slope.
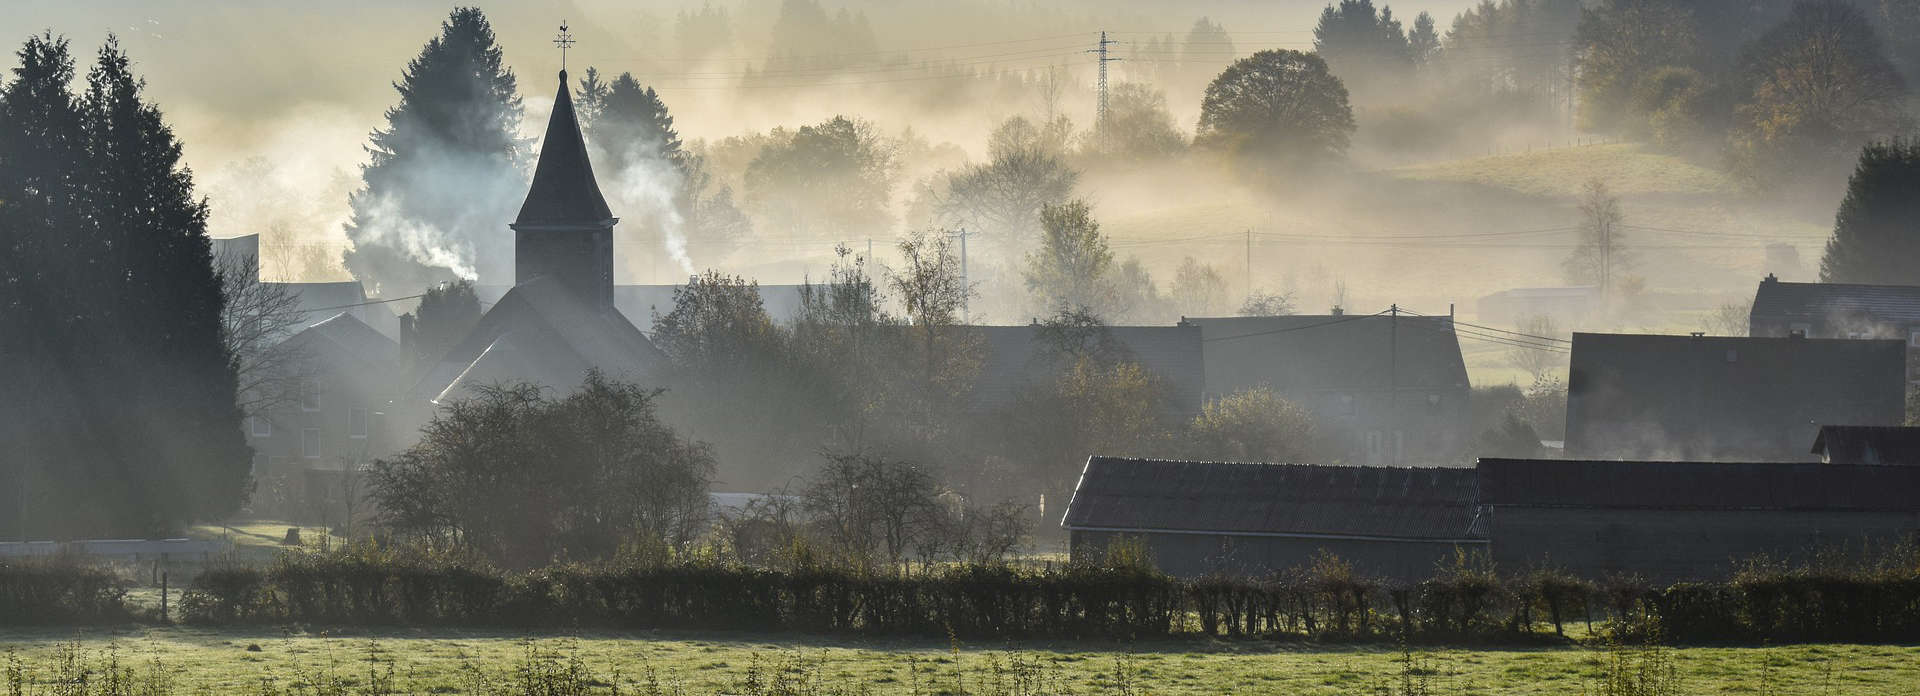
[1387,143,1733,198]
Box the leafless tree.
[801,452,939,574]
[1563,179,1631,294]
[1705,298,1754,336]
[217,250,314,420]
[1507,314,1563,381]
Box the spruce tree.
[0,35,249,536]
[1820,138,1920,284]
[344,7,523,298]
[583,72,684,171]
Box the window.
[348,407,369,439]
[1340,393,1356,416]
[301,428,321,459]
[299,379,320,411]
[1908,329,1920,348]
[249,416,272,437]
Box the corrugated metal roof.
[1752,279,1920,324]
[1061,457,1484,541]
[1478,458,1920,511]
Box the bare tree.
[217,250,313,420]
[801,452,939,574]
[1563,179,1631,295]
[888,229,981,429]
[1507,314,1563,381]
[1705,298,1754,336]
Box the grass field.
[3,626,1917,695]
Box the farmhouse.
[1749,274,1920,384]
[1187,313,1471,466]
[1060,456,1484,579]
[1478,457,1920,582]
[1564,332,1904,461]
[245,312,399,522]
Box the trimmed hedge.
[165,548,1920,644]
[0,556,130,624]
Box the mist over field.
[7,0,1838,348]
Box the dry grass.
[1,626,1915,695]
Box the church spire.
[513,69,614,227]
[511,65,617,310]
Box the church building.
[405,68,665,409]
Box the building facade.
[1479,458,1920,582]
[1749,274,1920,385]
[1061,456,1485,579]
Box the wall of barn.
[1070,530,1478,580]
[1489,507,1920,582]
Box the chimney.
[400,313,417,364]
[1331,306,1345,317]
[1763,273,1778,283]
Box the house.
[1476,286,1599,326]
[968,323,1206,416]
[1478,457,1920,581]
[400,68,666,415]
[1811,425,1920,466]
[1749,274,1920,384]
[212,233,402,339]
[245,312,400,523]
[1187,313,1471,466]
[1564,333,1905,461]
[1060,456,1485,579]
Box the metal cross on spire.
[554,21,576,70]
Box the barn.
[1478,457,1920,582]
[1060,456,1484,579]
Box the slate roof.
[1811,425,1920,465]
[969,324,1206,414]
[473,283,812,333]
[1061,456,1485,541]
[514,70,614,228]
[1478,457,1920,511]
[290,312,400,367]
[410,276,664,403]
[1187,314,1469,397]
[1751,278,1920,324]
[1563,332,1906,460]
[269,281,401,340]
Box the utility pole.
[1245,228,1253,300]
[1088,31,1120,125]
[1389,304,1400,465]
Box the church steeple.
[511,68,617,310]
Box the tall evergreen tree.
[343,7,524,298]
[1820,139,1920,284]
[582,72,684,170]
[0,35,248,537]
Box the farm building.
[1749,274,1920,384]
[1811,425,1920,466]
[1060,456,1485,579]
[1187,313,1471,466]
[1475,286,1599,326]
[968,323,1206,416]
[1564,332,1904,461]
[1478,458,1920,582]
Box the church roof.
[409,276,664,403]
[514,69,614,228]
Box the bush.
[0,556,128,624]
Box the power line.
[295,293,425,314]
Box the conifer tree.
[343,7,524,298]
[1,35,248,536]
[1820,139,1920,284]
